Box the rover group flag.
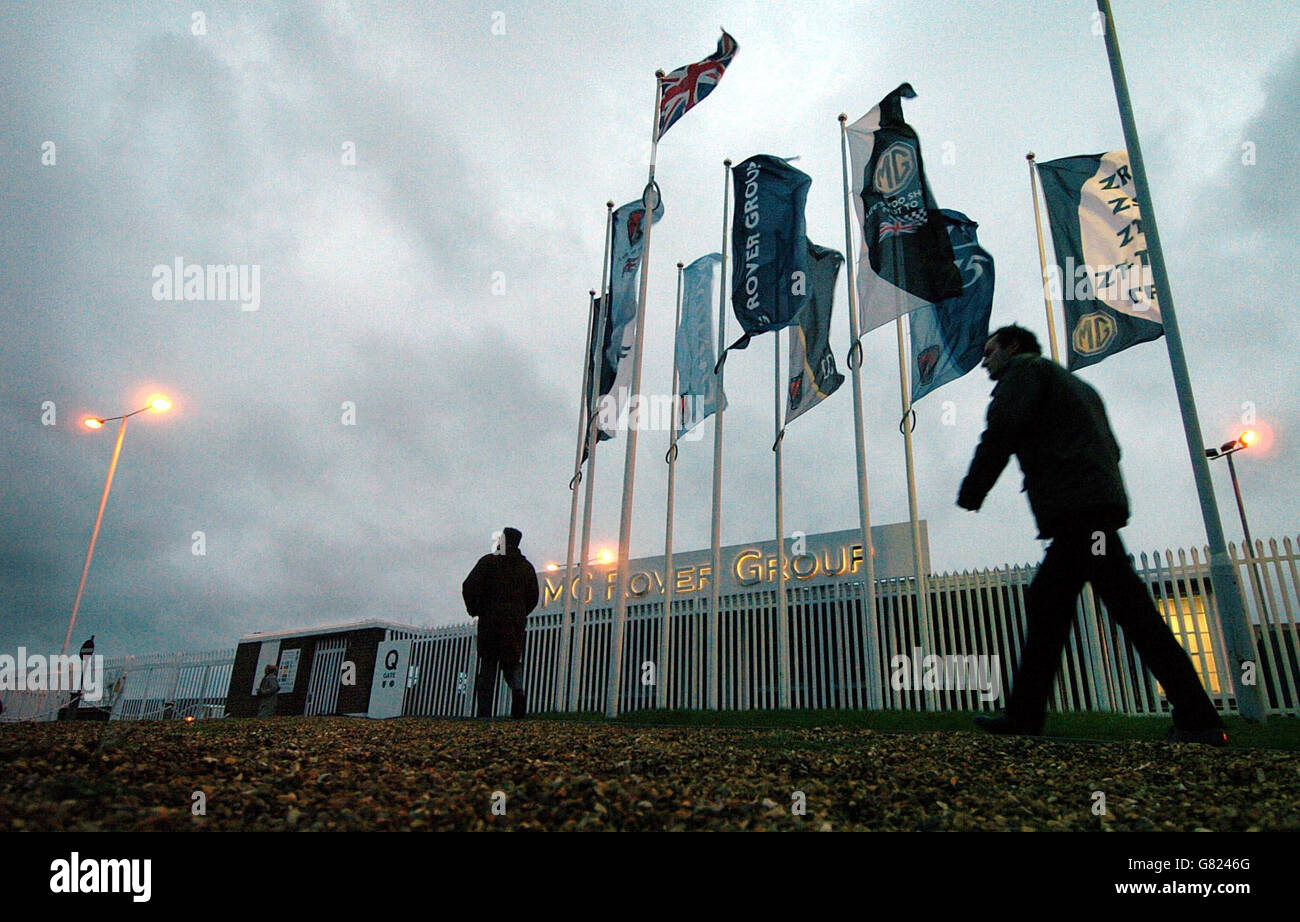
[786,242,845,424]
[1037,151,1163,370]
[727,154,812,354]
[675,253,727,438]
[909,210,995,403]
[846,84,962,336]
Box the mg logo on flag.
[1073,312,1117,356]
[873,141,917,196]
[916,345,941,385]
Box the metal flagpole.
[1097,0,1265,721]
[1026,152,1063,361]
[604,74,666,718]
[658,262,685,709]
[893,317,934,709]
[837,114,882,709]
[567,202,615,712]
[773,335,792,708]
[708,158,732,710]
[555,291,598,710]
[1028,150,1110,668]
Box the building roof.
[236,619,434,645]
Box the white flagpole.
[556,290,598,710]
[708,158,732,710]
[658,262,685,710]
[773,334,792,709]
[1026,152,1063,362]
[837,115,882,709]
[566,201,616,712]
[1097,0,1265,721]
[894,316,934,710]
[604,74,666,718]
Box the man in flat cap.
[463,527,539,719]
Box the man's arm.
[462,556,488,618]
[524,564,539,615]
[957,362,1040,510]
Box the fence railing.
[5,538,1295,722]
[0,649,235,722]
[401,536,1300,719]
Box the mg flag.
[657,30,738,142]
[592,196,664,442]
[846,84,962,335]
[786,241,845,425]
[1037,151,1162,370]
[675,253,727,439]
[909,210,995,404]
[728,155,811,354]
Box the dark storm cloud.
[0,3,573,655]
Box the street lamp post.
[63,396,172,659]
[1205,430,1266,620]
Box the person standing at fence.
[957,324,1227,745]
[256,664,280,718]
[463,526,539,719]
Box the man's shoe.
[974,712,1042,737]
[1166,725,1228,747]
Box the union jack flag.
[878,216,924,240]
[656,30,738,142]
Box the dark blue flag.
[846,84,963,334]
[726,155,811,355]
[909,210,995,403]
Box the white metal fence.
[5,538,1295,723]
[402,537,1300,719]
[0,649,235,722]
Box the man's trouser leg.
[1005,536,1089,728]
[1089,532,1223,730]
[475,650,501,718]
[502,656,526,718]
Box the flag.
[786,241,845,425]
[846,83,962,335]
[727,155,811,354]
[1037,151,1162,370]
[675,253,727,439]
[909,210,995,403]
[590,196,664,444]
[657,30,738,142]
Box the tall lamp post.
[64,395,172,658]
[1204,430,1259,562]
[1205,430,1267,627]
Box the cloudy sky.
[2,0,1297,657]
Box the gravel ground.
[1,717,1297,831]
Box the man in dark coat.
[958,324,1226,745]
[463,526,539,719]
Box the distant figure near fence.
[463,526,539,719]
[256,664,279,718]
[958,324,1227,746]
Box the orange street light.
[64,396,174,662]
[1205,429,1264,615]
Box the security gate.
[304,639,347,716]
